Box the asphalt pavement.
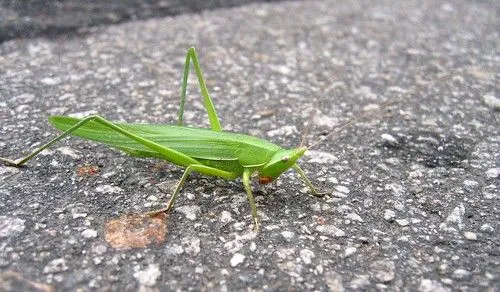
[0,0,498,290]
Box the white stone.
[483,93,500,110]
[299,249,315,265]
[269,64,292,75]
[165,244,184,256]
[328,177,339,184]
[133,264,161,287]
[485,168,499,178]
[267,125,298,137]
[480,224,494,233]
[0,216,26,237]
[419,279,451,292]
[396,219,409,226]
[315,225,346,237]
[81,229,98,238]
[146,195,158,201]
[381,133,398,145]
[181,237,201,255]
[93,245,107,255]
[72,213,88,219]
[384,209,396,221]
[313,113,339,128]
[445,203,465,230]
[177,205,201,221]
[40,77,61,85]
[305,150,339,164]
[230,253,245,267]
[452,268,471,280]
[57,146,81,159]
[463,231,477,240]
[220,211,233,223]
[345,247,357,257]
[345,213,363,222]
[463,180,479,188]
[95,185,123,194]
[281,230,294,240]
[276,248,295,260]
[335,185,350,194]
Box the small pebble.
[176,205,200,221]
[281,230,294,240]
[483,93,500,110]
[485,168,499,179]
[396,219,409,226]
[480,224,494,233]
[133,264,161,287]
[315,225,346,237]
[345,247,357,257]
[463,231,477,240]
[381,133,399,146]
[0,216,26,237]
[384,210,396,221]
[335,185,350,194]
[220,211,233,223]
[299,249,315,265]
[452,268,471,280]
[82,229,98,238]
[230,253,245,267]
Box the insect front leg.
[292,164,326,197]
[178,47,223,132]
[242,168,260,231]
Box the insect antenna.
[299,108,315,148]
[307,73,456,150]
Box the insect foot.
[253,217,261,232]
[0,157,22,167]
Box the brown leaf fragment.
[105,213,168,249]
[0,271,54,292]
[76,165,99,176]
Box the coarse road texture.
[0,0,498,290]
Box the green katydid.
[0,47,455,231]
[0,47,323,231]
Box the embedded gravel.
[0,0,498,290]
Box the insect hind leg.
[178,47,223,132]
[0,115,108,167]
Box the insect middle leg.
[148,164,239,215]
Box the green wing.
[48,116,280,165]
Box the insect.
[0,47,455,231]
[0,47,325,231]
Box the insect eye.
[281,156,289,162]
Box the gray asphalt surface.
[0,0,498,291]
[0,0,284,42]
